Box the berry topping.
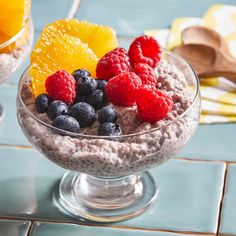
[96,47,130,81]
[137,87,173,123]
[134,63,157,87]
[35,94,52,113]
[47,100,68,120]
[45,70,76,105]
[128,35,161,68]
[105,72,142,107]
[96,79,107,91]
[98,122,122,136]
[72,69,90,82]
[86,89,107,110]
[52,115,80,134]
[69,102,96,128]
[98,106,118,124]
[77,76,97,96]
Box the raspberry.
[45,70,76,105]
[96,47,131,81]
[134,63,157,87]
[128,35,161,68]
[105,72,142,107]
[137,87,173,123]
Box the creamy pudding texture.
[18,61,200,176]
[0,46,27,83]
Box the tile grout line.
[0,144,32,149]
[218,234,236,236]
[216,163,229,236]
[0,215,213,235]
[103,225,214,235]
[175,157,236,165]
[26,220,34,236]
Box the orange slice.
[30,31,98,96]
[30,19,118,96]
[50,20,118,58]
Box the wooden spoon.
[173,44,236,83]
[182,26,234,60]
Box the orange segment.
[30,19,118,96]
[30,31,98,96]
[43,19,118,58]
[87,25,118,58]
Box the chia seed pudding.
[0,46,28,84]
[17,60,200,176]
[0,20,33,84]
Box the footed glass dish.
[17,49,200,222]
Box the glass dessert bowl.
[0,0,34,123]
[17,47,200,222]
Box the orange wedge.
[30,19,118,96]
[50,20,118,58]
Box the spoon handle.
[211,52,236,83]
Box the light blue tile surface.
[117,160,225,234]
[0,146,225,234]
[32,0,74,31]
[0,0,235,234]
[0,147,71,220]
[0,220,30,236]
[77,0,236,36]
[219,164,236,235]
[178,124,236,162]
[30,222,202,236]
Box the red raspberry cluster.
[44,35,173,124]
[96,35,173,123]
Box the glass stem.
[74,173,143,209]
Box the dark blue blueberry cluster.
[75,69,107,110]
[34,69,122,136]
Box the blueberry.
[77,76,97,95]
[75,94,87,103]
[52,115,80,134]
[47,100,68,119]
[98,106,118,124]
[86,89,107,110]
[69,102,96,128]
[98,122,122,136]
[96,80,107,91]
[72,69,90,82]
[35,94,52,113]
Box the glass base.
[0,102,4,125]
[59,171,158,222]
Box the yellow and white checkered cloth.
[145,4,236,124]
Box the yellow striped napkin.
[145,4,236,124]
